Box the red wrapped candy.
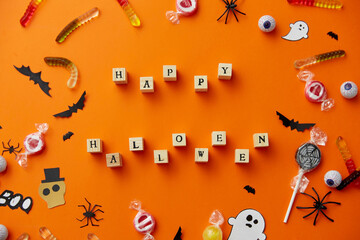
[16,123,48,167]
[298,70,334,111]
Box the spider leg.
[296,206,316,209]
[234,9,246,15]
[222,0,229,5]
[225,8,230,24]
[313,209,320,226]
[320,191,332,203]
[93,216,104,221]
[320,209,334,222]
[217,9,229,21]
[7,139,11,147]
[91,204,102,213]
[76,216,86,222]
[78,204,87,212]
[90,218,100,227]
[14,148,23,153]
[302,208,317,219]
[93,209,104,214]
[80,218,89,228]
[300,191,318,203]
[85,198,92,212]
[230,8,239,22]
[322,201,341,205]
[2,150,8,156]
[312,188,321,203]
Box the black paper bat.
[63,131,74,141]
[327,31,338,40]
[14,65,51,97]
[174,227,182,240]
[244,185,255,195]
[54,91,86,118]
[276,111,315,132]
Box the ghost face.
[282,21,309,41]
[39,181,66,208]
[228,209,266,240]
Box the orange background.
[0,0,360,239]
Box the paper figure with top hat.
[39,168,66,208]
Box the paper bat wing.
[74,91,86,110]
[14,65,51,97]
[296,123,316,132]
[54,91,86,118]
[174,227,182,240]
[276,111,291,127]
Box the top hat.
[41,168,65,183]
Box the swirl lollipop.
[283,127,326,223]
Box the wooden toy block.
[87,139,102,153]
[154,150,169,164]
[212,131,227,146]
[194,75,208,92]
[106,153,122,167]
[140,77,154,93]
[172,133,186,147]
[235,149,249,163]
[218,63,232,80]
[129,137,144,151]
[163,65,177,81]
[253,133,269,148]
[195,148,209,162]
[112,68,127,84]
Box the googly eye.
[43,188,50,196]
[258,15,276,32]
[324,170,342,188]
[340,81,358,99]
[52,184,60,192]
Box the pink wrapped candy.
[16,123,49,167]
[166,0,198,24]
[130,200,155,240]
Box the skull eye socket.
[43,188,50,196]
[246,215,253,221]
[52,184,60,192]
[254,219,258,224]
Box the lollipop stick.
[284,170,304,223]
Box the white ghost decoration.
[282,21,309,41]
[228,209,266,240]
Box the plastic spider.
[296,187,340,226]
[76,198,104,228]
[2,139,22,156]
[217,0,246,24]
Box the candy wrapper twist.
[284,126,327,223]
[202,210,224,240]
[298,70,335,111]
[15,123,49,168]
[130,200,156,240]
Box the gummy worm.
[56,7,100,43]
[336,168,360,190]
[294,50,345,69]
[117,0,141,27]
[287,0,343,10]
[44,57,78,88]
[20,0,45,27]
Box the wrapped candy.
[166,0,198,24]
[297,70,334,111]
[202,210,224,240]
[284,127,327,223]
[130,200,155,240]
[16,123,49,167]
